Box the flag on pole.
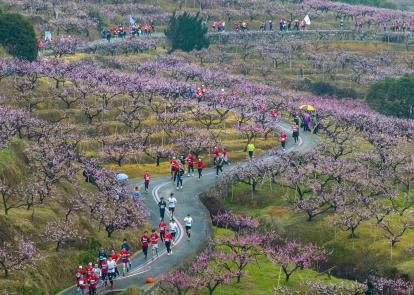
[129,16,136,25]
[304,15,311,25]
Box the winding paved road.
[57,119,317,295]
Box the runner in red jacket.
[141,231,150,260]
[164,229,173,255]
[281,132,287,150]
[88,273,98,295]
[171,157,179,181]
[77,274,87,294]
[171,157,178,179]
[101,258,108,286]
[222,148,229,165]
[213,147,219,161]
[85,262,93,283]
[75,265,84,286]
[159,219,167,242]
[143,171,151,192]
[150,229,159,258]
[197,158,204,180]
[120,248,130,275]
[186,153,195,177]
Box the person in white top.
[168,193,177,217]
[169,219,178,245]
[92,263,101,279]
[184,214,193,241]
[107,256,117,289]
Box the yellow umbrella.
[299,104,315,111]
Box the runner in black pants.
[292,123,300,144]
[158,197,167,220]
[215,156,224,176]
[140,231,150,260]
[164,229,173,255]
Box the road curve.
[56,118,317,295]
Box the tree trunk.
[56,241,61,252]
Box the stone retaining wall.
[209,30,413,44]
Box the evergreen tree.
[366,74,414,119]
[165,12,209,53]
[0,13,38,61]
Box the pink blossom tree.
[266,240,327,282]
[45,219,82,251]
[0,238,38,277]
[218,233,264,283]
[191,250,235,295]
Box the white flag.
[129,16,136,25]
[304,15,311,25]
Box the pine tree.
[165,12,209,53]
[0,13,38,61]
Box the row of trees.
[0,104,148,277]
[0,56,278,168]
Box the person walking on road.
[215,155,224,177]
[141,231,150,260]
[132,185,140,202]
[88,271,98,295]
[281,132,287,150]
[158,197,167,220]
[186,153,195,177]
[293,113,299,125]
[92,264,101,281]
[77,274,87,294]
[97,248,107,268]
[222,148,229,165]
[75,266,85,294]
[247,143,255,160]
[150,229,159,258]
[109,250,120,278]
[100,258,108,286]
[159,219,167,242]
[176,164,185,190]
[120,247,130,275]
[213,146,219,163]
[168,193,177,217]
[107,256,116,289]
[197,158,204,180]
[292,123,300,144]
[184,214,193,241]
[171,157,179,181]
[143,171,151,192]
[164,229,173,255]
[169,219,178,245]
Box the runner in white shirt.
[169,219,178,245]
[107,256,117,289]
[183,214,193,241]
[168,193,177,217]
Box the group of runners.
[283,111,317,150]
[101,23,154,42]
[75,240,131,293]
[74,190,193,293]
[141,195,193,260]
[168,147,229,190]
[74,107,312,293]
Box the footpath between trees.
[57,118,318,294]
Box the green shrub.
[165,12,209,53]
[366,74,414,119]
[309,81,358,99]
[0,13,38,61]
[88,10,110,32]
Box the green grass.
[196,227,358,295]
[223,182,414,281]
